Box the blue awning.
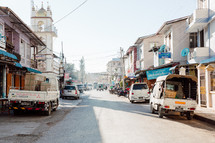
[200,57,215,64]
[14,62,22,68]
[26,67,42,74]
[0,49,17,60]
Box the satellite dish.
[158,45,166,52]
[181,48,189,57]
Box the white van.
[62,85,80,100]
[150,74,197,120]
[128,83,149,103]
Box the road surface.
[0,90,215,143]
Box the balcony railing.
[188,47,209,63]
[31,25,57,36]
[187,8,208,32]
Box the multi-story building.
[0,7,45,98]
[187,0,215,109]
[125,46,137,77]
[154,16,190,67]
[30,3,61,76]
[107,58,122,85]
[135,34,163,70]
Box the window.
[64,86,76,90]
[211,71,215,91]
[189,33,198,48]
[133,84,148,90]
[166,84,178,91]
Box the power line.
[53,0,88,25]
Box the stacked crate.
[24,73,46,91]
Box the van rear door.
[132,84,148,98]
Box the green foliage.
[65,63,77,80]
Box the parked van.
[150,74,197,120]
[128,83,149,103]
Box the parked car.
[77,84,84,93]
[150,74,197,120]
[128,83,150,103]
[62,85,80,100]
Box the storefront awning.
[0,49,17,60]
[14,62,22,68]
[25,67,42,74]
[200,57,215,64]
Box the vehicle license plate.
[175,107,183,112]
[68,90,71,92]
[21,102,30,106]
[139,97,143,99]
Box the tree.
[65,63,77,80]
[80,57,85,83]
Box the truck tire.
[14,110,21,115]
[158,106,164,118]
[186,112,193,120]
[45,103,52,116]
[53,100,59,111]
[150,104,155,114]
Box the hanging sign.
[159,52,171,59]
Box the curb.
[194,114,215,125]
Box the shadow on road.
[82,92,215,132]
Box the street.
[0,90,214,143]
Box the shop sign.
[159,52,171,59]
[64,73,70,81]
[200,86,206,94]
[36,55,45,60]
[146,67,171,80]
[0,23,6,49]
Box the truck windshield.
[64,86,76,90]
[133,84,147,90]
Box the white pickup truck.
[8,73,60,116]
[150,74,198,120]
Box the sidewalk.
[194,107,215,125]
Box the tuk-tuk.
[150,74,197,120]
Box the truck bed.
[8,89,59,102]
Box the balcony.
[187,47,209,64]
[31,25,57,37]
[187,8,208,33]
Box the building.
[30,2,60,75]
[107,58,122,85]
[155,16,190,67]
[125,46,137,78]
[135,34,164,70]
[187,0,215,109]
[0,7,45,98]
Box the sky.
[0,0,197,73]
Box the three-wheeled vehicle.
[150,74,197,120]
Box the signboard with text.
[158,52,171,59]
[0,24,6,49]
[146,67,171,80]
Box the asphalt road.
[37,90,215,143]
[0,90,215,143]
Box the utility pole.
[120,47,125,91]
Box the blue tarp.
[14,62,22,68]
[0,49,17,60]
[26,67,42,74]
[200,57,215,64]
